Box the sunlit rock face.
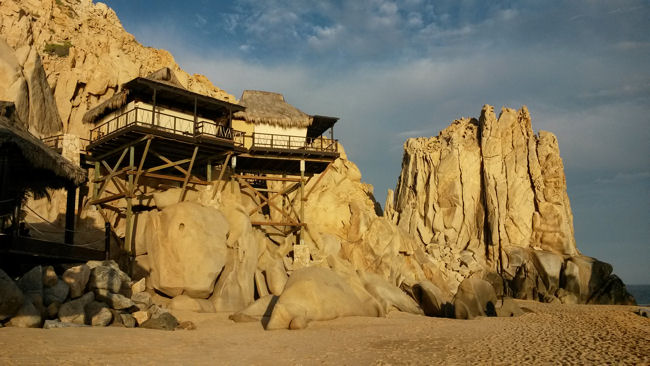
[386,105,635,305]
[0,0,236,137]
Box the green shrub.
[43,41,72,57]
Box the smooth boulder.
[265,267,384,330]
[145,202,229,298]
[0,268,24,321]
[453,278,498,319]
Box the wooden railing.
[89,107,239,145]
[87,107,339,154]
[251,133,338,153]
[41,134,90,152]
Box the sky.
[102,0,649,284]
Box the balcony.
[88,107,239,146]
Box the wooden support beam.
[125,145,135,254]
[141,159,192,174]
[304,162,333,201]
[92,135,151,161]
[128,172,209,185]
[238,178,299,225]
[248,181,301,216]
[89,192,127,206]
[232,174,302,182]
[211,152,232,199]
[179,146,199,203]
[101,160,127,194]
[150,148,191,176]
[133,136,152,189]
[86,147,128,210]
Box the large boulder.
[16,266,43,304]
[209,204,259,312]
[88,265,122,293]
[84,301,112,326]
[230,295,278,323]
[453,278,498,320]
[169,294,215,313]
[44,279,70,306]
[0,268,24,321]
[62,264,91,298]
[58,292,95,325]
[145,202,229,298]
[411,281,452,317]
[8,299,41,328]
[358,272,423,315]
[265,267,384,330]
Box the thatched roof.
[145,67,186,89]
[82,67,187,124]
[0,102,86,188]
[234,90,313,128]
[82,89,129,124]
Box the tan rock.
[144,202,229,298]
[265,267,384,330]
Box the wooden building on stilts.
[80,68,339,265]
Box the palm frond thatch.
[82,90,129,124]
[1,101,86,188]
[146,67,186,89]
[234,90,313,128]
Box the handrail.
[251,132,338,153]
[88,107,338,154]
[89,107,239,144]
[42,134,91,151]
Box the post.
[152,88,157,126]
[104,222,111,260]
[193,96,198,135]
[207,160,212,182]
[299,160,305,243]
[125,145,135,255]
[64,184,76,244]
[230,156,237,194]
[93,161,100,199]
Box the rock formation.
[0,0,635,332]
[386,105,635,305]
[0,0,235,137]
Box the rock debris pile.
[0,262,192,330]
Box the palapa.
[0,102,86,189]
[82,67,187,124]
[234,90,313,128]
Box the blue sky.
[102,0,649,284]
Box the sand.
[0,301,648,365]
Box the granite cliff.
[385,105,634,305]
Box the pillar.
[64,184,76,244]
[125,145,135,255]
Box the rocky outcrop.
[0,0,236,136]
[0,38,62,137]
[386,105,635,305]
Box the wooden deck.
[85,108,339,176]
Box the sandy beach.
[0,301,648,365]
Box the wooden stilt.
[125,145,134,254]
[179,146,199,203]
[64,184,76,244]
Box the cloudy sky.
[103,0,649,284]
